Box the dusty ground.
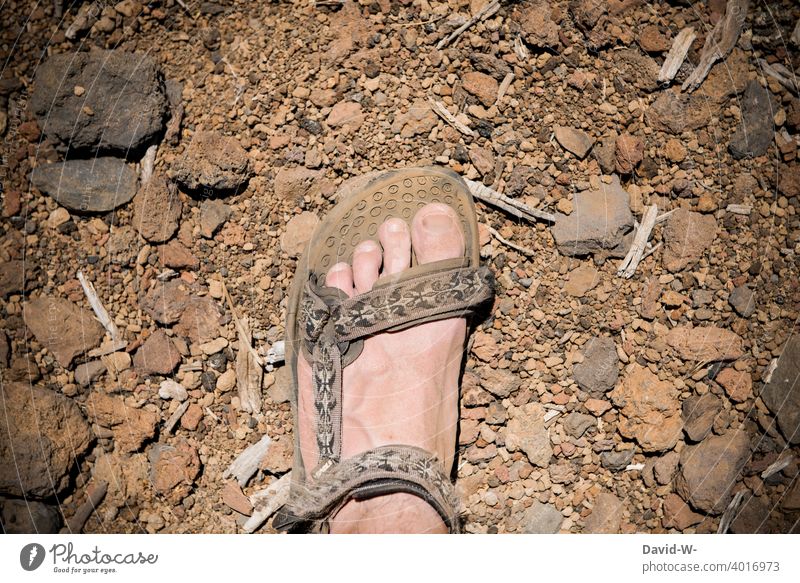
[1,0,799,534]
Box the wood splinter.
[436,0,500,50]
[682,0,749,92]
[658,27,696,84]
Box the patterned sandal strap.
[273,444,461,533]
[302,263,495,346]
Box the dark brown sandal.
[273,167,494,533]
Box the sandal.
[272,167,495,533]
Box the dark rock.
[760,335,800,444]
[74,360,107,387]
[30,158,137,213]
[0,498,61,533]
[563,412,596,438]
[600,448,635,471]
[675,430,750,514]
[0,260,24,298]
[199,199,231,238]
[0,382,93,497]
[29,50,167,154]
[573,336,619,396]
[730,493,771,533]
[729,81,774,160]
[728,285,756,317]
[518,500,563,533]
[682,393,723,442]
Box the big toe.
[411,203,465,264]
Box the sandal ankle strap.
[273,444,461,533]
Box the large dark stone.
[29,50,167,154]
[30,158,137,213]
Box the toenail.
[354,240,379,253]
[386,219,406,233]
[421,212,455,233]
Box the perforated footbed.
[304,168,480,276]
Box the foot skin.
[297,203,467,534]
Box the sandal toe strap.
[273,444,461,533]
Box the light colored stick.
[236,316,263,414]
[617,204,659,278]
[761,454,793,479]
[496,72,515,103]
[624,463,645,472]
[77,271,121,343]
[140,143,157,185]
[243,472,292,533]
[726,204,752,215]
[221,276,265,368]
[658,27,696,84]
[758,59,798,95]
[428,98,475,137]
[465,178,557,223]
[514,36,529,61]
[793,19,800,46]
[436,0,500,50]
[683,0,749,92]
[223,435,272,488]
[655,209,676,224]
[486,225,535,256]
[164,401,190,433]
[717,490,746,534]
[640,241,662,261]
[60,480,107,533]
[87,340,127,358]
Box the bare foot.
[296,202,467,533]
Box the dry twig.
[683,0,749,92]
[164,401,190,433]
[428,98,475,137]
[77,271,121,343]
[465,179,557,223]
[236,316,263,414]
[486,225,535,256]
[220,276,265,368]
[617,204,659,278]
[436,0,500,50]
[223,435,273,488]
[243,472,292,533]
[496,72,515,103]
[658,28,696,84]
[717,490,746,534]
[758,59,799,95]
